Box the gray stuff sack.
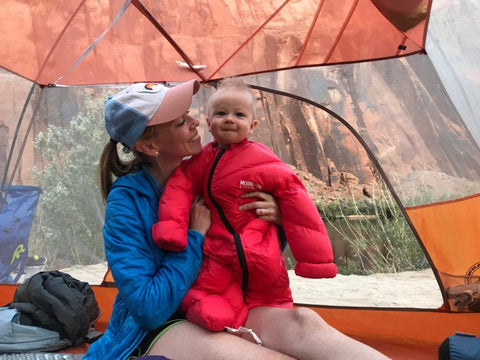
[0,307,71,353]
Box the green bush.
[30,92,110,269]
[316,188,429,275]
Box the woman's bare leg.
[148,320,296,360]
[243,306,390,360]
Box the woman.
[84,80,389,359]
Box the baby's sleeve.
[152,156,204,252]
[268,163,338,278]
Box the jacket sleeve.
[104,186,204,330]
[267,163,338,279]
[152,155,204,252]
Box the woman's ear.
[134,139,158,157]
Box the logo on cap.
[134,83,164,93]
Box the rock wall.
[244,56,480,202]
[2,55,480,204]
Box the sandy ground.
[288,268,443,308]
[61,263,443,309]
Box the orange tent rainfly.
[1,0,430,86]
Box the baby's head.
[206,78,258,148]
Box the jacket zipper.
[207,148,249,299]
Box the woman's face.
[152,112,202,160]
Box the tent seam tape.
[54,0,132,85]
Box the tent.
[1,0,479,358]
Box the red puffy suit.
[152,139,337,331]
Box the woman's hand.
[189,196,211,236]
[239,191,283,225]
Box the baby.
[152,78,337,331]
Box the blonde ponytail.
[99,127,157,200]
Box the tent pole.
[248,83,442,294]
[0,85,41,213]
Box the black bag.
[438,332,480,360]
[9,270,100,347]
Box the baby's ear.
[206,117,212,130]
[249,119,258,134]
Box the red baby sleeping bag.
[153,139,337,330]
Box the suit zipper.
[207,148,249,299]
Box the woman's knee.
[289,307,328,330]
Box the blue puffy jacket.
[84,166,204,360]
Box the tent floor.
[0,354,83,360]
[363,339,438,359]
[0,341,439,360]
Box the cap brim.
[148,80,200,126]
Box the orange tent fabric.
[313,306,480,359]
[1,0,430,85]
[406,193,480,311]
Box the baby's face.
[207,88,258,148]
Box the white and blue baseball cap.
[105,80,199,151]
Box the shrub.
[30,92,110,268]
[317,188,429,275]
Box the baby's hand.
[189,196,211,236]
